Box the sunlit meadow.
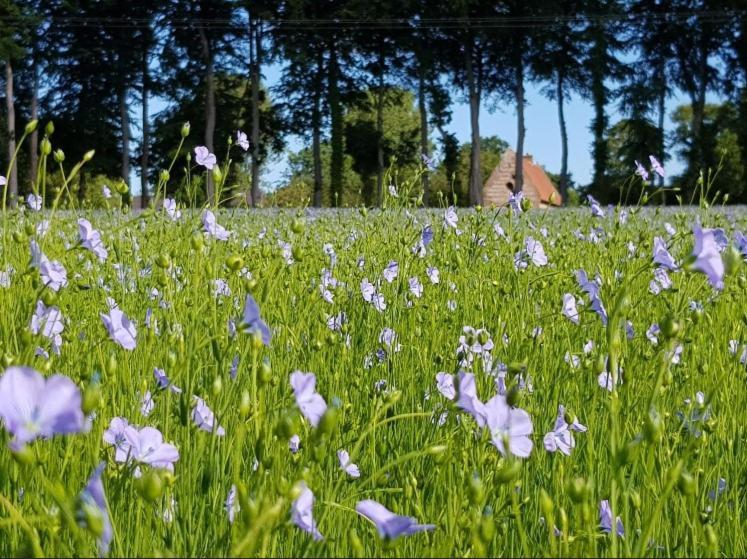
[1,123,747,558]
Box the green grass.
[0,203,745,558]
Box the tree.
[670,102,745,202]
[0,0,29,206]
[532,0,590,204]
[670,1,731,181]
[151,73,283,203]
[438,0,497,206]
[584,0,625,192]
[344,87,421,202]
[160,0,241,206]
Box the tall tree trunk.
[590,26,608,189]
[418,65,430,205]
[249,16,262,208]
[557,71,568,205]
[514,49,525,194]
[656,78,666,190]
[29,54,39,192]
[312,49,323,207]
[690,46,708,175]
[141,41,150,208]
[5,61,17,207]
[465,36,482,206]
[375,50,385,207]
[328,42,343,207]
[120,90,131,201]
[198,24,216,206]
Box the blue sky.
[132,62,717,196]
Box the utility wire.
[0,10,742,31]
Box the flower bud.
[426,445,447,456]
[190,233,205,252]
[724,245,743,275]
[239,390,251,419]
[506,385,522,408]
[705,525,718,549]
[567,477,588,503]
[107,354,118,375]
[350,529,365,558]
[258,361,272,385]
[11,445,35,466]
[317,407,339,436]
[83,150,95,162]
[181,122,191,138]
[644,409,664,444]
[155,254,171,269]
[225,255,243,271]
[495,459,521,484]
[211,375,223,396]
[677,470,696,496]
[468,475,484,506]
[45,121,55,135]
[114,180,128,194]
[274,413,296,440]
[159,169,170,183]
[520,196,532,212]
[82,383,102,415]
[136,470,164,503]
[479,514,496,542]
[40,138,51,155]
[661,315,680,339]
[212,166,223,184]
[628,490,641,510]
[539,489,554,521]
[25,120,38,135]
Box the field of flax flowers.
[1,173,747,557]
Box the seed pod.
[155,254,171,269]
[468,475,484,506]
[661,315,681,339]
[644,410,664,444]
[190,233,204,251]
[567,477,588,503]
[495,460,521,484]
[137,470,164,503]
[350,529,365,558]
[11,445,35,466]
[677,470,696,496]
[259,361,272,384]
[239,390,251,419]
[41,289,58,306]
[82,383,102,415]
[317,407,339,436]
[705,525,718,549]
[225,255,243,271]
[290,218,304,234]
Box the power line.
[0,10,742,31]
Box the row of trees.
[1,0,746,207]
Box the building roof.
[522,155,561,206]
[482,149,561,208]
